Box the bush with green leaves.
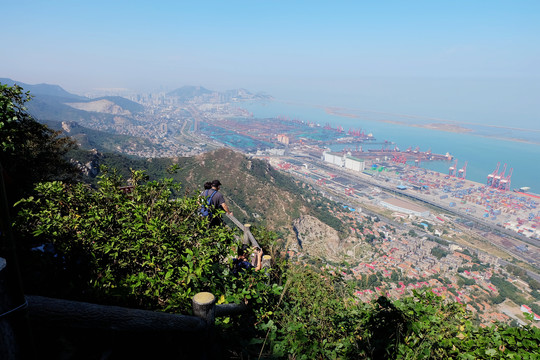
[257,265,365,359]
[1,83,79,205]
[14,168,280,313]
[256,264,540,359]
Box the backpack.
[200,190,218,217]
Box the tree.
[529,278,540,291]
[431,246,450,259]
[0,83,79,206]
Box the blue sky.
[2,1,539,127]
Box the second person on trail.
[203,179,232,228]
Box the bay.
[243,100,540,194]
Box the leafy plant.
[14,168,278,314]
[1,82,79,205]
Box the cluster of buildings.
[323,151,366,172]
[289,192,537,326]
[341,230,533,324]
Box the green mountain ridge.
[74,147,349,240]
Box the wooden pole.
[192,292,215,328]
[262,255,272,269]
[225,214,260,248]
[243,224,251,246]
[192,292,217,359]
[27,295,206,333]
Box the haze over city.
[3,1,539,129]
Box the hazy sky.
[3,1,539,127]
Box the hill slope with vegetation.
[75,147,350,241]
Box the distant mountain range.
[1,77,87,101]
[167,85,272,103]
[0,78,144,117]
[43,120,157,155]
[0,78,149,152]
[167,85,213,100]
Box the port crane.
[499,167,513,191]
[457,161,468,179]
[448,159,458,177]
[486,162,500,187]
[493,163,507,188]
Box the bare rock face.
[61,121,72,133]
[71,149,101,178]
[293,215,342,260]
[66,99,132,116]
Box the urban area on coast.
[76,85,540,326]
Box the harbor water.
[243,100,540,193]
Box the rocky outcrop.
[65,99,132,116]
[293,215,343,260]
[71,149,101,178]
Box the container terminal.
[200,112,539,242]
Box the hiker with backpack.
[200,179,232,227]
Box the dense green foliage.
[490,275,527,306]
[0,83,79,205]
[430,245,450,259]
[14,169,280,313]
[257,265,540,359]
[507,264,540,291]
[431,236,450,246]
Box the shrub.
[14,168,278,313]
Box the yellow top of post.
[193,292,215,305]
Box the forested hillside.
[72,147,350,239]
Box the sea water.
[243,100,540,193]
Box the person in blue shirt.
[204,180,232,227]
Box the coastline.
[324,107,540,146]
